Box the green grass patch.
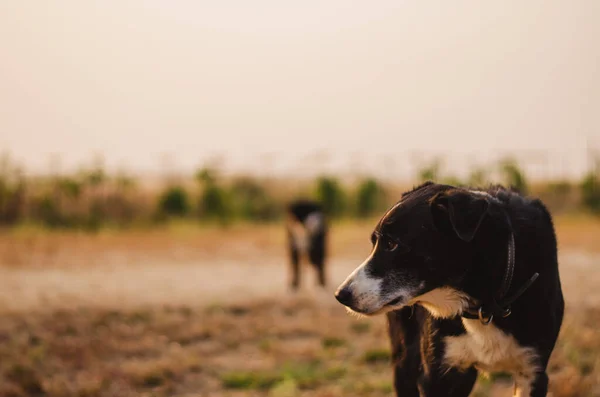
[351,380,394,394]
[259,338,272,352]
[133,368,175,388]
[564,343,597,376]
[363,349,391,364]
[350,322,371,334]
[222,361,347,392]
[280,361,323,389]
[322,336,346,349]
[322,366,347,381]
[221,371,282,390]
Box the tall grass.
[0,154,598,230]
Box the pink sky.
[1,1,598,179]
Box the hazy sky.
[1,1,598,178]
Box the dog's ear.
[430,191,489,242]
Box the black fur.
[336,182,564,396]
[286,199,328,290]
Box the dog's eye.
[384,238,398,252]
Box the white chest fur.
[288,212,323,253]
[289,220,309,251]
[444,319,538,396]
[408,287,540,395]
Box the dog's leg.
[387,308,421,397]
[419,368,476,397]
[308,235,326,288]
[291,250,300,290]
[392,367,420,397]
[290,249,300,290]
[313,254,326,288]
[288,231,301,290]
[316,263,326,287]
[446,367,478,397]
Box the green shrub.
[0,179,25,225]
[0,154,25,225]
[195,167,233,224]
[581,172,600,213]
[315,176,346,218]
[441,176,464,187]
[57,177,82,199]
[467,167,488,187]
[230,177,279,221]
[417,159,441,182]
[500,159,528,194]
[199,184,231,224]
[158,186,190,217]
[32,194,67,228]
[355,178,385,218]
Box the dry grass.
[0,219,381,269]
[0,298,392,397]
[553,214,600,254]
[0,298,598,397]
[0,216,598,396]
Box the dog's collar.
[461,232,539,325]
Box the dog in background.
[286,199,327,290]
[335,182,563,396]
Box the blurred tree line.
[0,152,598,230]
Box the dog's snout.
[335,287,354,307]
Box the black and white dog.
[286,199,327,290]
[335,182,564,396]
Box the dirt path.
[1,250,598,313]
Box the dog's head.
[335,182,501,317]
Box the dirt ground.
[0,217,599,396]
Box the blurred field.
[0,215,599,396]
[1,215,598,269]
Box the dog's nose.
[335,287,354,306]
